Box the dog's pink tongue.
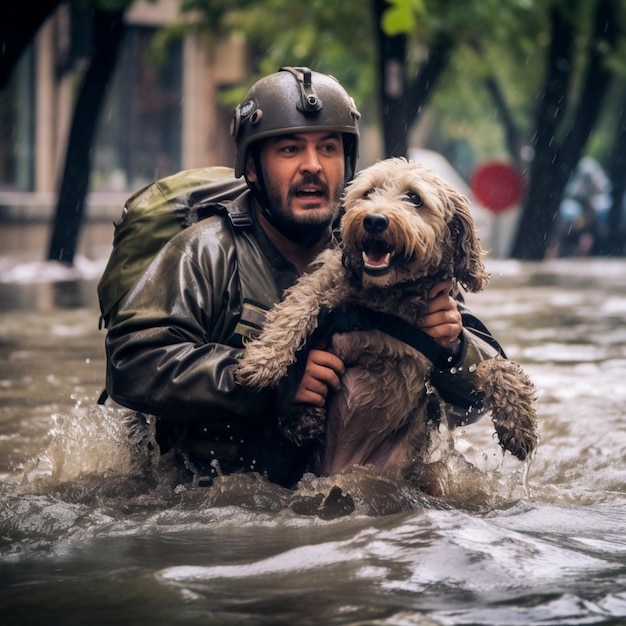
[367,252,385,265]
[364,250,390,267]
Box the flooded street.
[1,248,626,625]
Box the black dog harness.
[273,304,454,414]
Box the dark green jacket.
[105,189,501,486]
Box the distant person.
[546,156,611,258]
[546,195,598,258]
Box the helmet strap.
[246,147,277,227]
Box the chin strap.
[246,148,276,226]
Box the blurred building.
[0,0,246,221]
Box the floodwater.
[1,241,626,625]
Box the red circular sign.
[471,162,523,213]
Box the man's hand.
[420,280,463,350]
[293,349,345,406]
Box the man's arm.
[419,281,504,423]
[105,231,274,422]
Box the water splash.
[20,405,159,489]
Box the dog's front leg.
[236,250,345,390]
[235,292,323,389]
[475,357,538,460]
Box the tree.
[1,1,145,266]
[373,0,455,158]
[177,0,376,102]
[509,0,621,258]
[2,0,140,265]
[371,0,626,258]
[604,84,626,255]
[48,4,127,264]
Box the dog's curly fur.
[236,158,538,489]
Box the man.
[105,67,501,487]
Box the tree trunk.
[510,5,574,260]
[401,33,455,154]
[47,7,126,264]
[372,0,454,159]
[373,0,407,157]
[605,86,626,256]
[511,0,619,259]
[483,76,523,169]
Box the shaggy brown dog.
[236,158,537,492]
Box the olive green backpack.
[97,166,248,328]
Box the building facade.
[0,0,246,221]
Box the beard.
[263,174,343,247]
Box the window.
[0,49,34,190]
[93,26,182,192]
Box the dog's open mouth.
[361,239,393,275]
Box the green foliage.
[178,0,377,115]
[170,0,626,169]
[381,0,425,36]
[419,0,626,169]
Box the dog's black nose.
[363,213,389,234]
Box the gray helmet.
[231,67,361,181]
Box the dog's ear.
[447,191,489,292]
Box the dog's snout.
[363,213,389,234]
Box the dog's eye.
[363,188,374,199]
[406,191,423,207]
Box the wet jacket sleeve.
[105,221,277,424]
[430,303,505,422]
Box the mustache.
[288,174,329,197]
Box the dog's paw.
[492,415,538,461]
[279,405,327,446]
[475,356,539,461]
